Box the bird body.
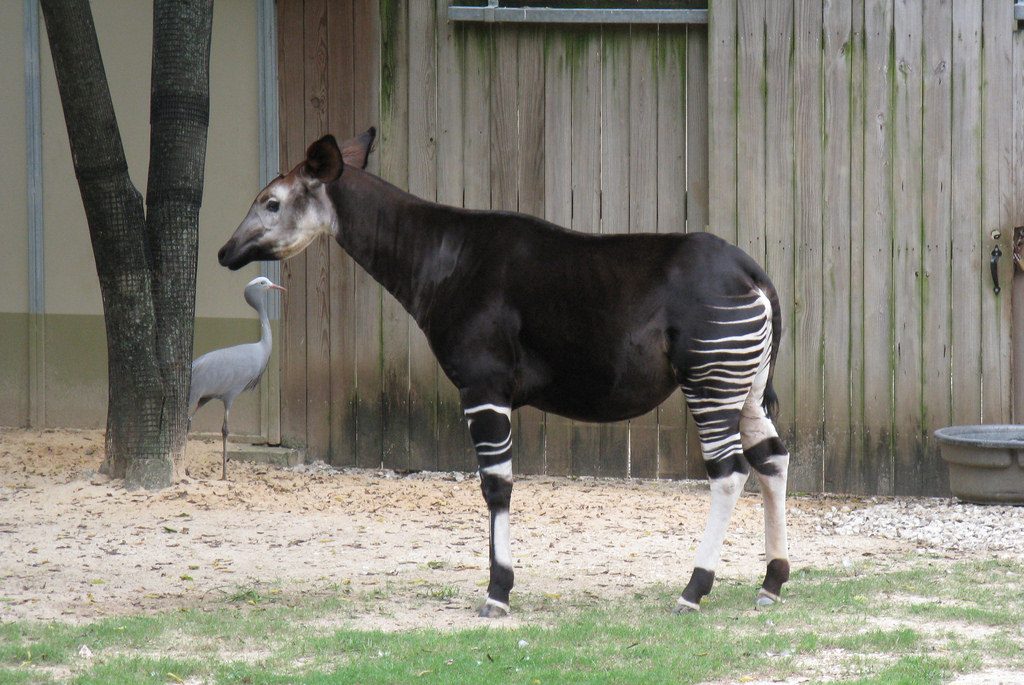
[188,276,284,478]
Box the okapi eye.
[267,199,280,213]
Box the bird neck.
[253,297,272,350]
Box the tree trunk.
[40,0,214,489]
[144,0,214,479]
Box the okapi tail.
[762,284,782,421]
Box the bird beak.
[269,284,287,293]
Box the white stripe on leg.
[492,508,512,569]
[693,470,748,571]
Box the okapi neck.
[328,169,456,323]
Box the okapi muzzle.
[217,128,376,270]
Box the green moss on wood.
[379,0,401,120]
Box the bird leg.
[221,409,230,481]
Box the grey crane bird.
[188,276,285,479]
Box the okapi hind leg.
[676,452,750,613]
[464,401,515,618]
[740,400,791,608]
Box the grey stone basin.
[934,425,1024,504]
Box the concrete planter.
[934,425,1024,505]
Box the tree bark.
[40,0,213,489]
[144,0,214,481]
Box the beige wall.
[40,0,262,317]
[3,1,267,434]
[0,1,28,314]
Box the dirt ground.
[0,427,980,631]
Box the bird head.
[243,277,286,310]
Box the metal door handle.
[991,244,1002,295]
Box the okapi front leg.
[465,403,514,618]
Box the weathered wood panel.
[861,0,895,494]
[655,27,688,481]
[303,0,332,464]
[541,30,573,477]
[351,0,382,469]
[981,0,1013,425]
[600,26,631,479]
[950,0,982,430]
[326,0,357,465]
[277,0,1019,496]
[277,0,307,451]
[921,0,952,495]
[707,0,1017,495]
[791,0,824,493]
[627,27,659,480]
[821,0,851,494]
[379,0,410,470]
[763,0,796,481]
[569,31,604,477]
[514,26,547,477]
[407,0,438,472]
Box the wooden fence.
[276,0,1024,495]
[276,0,711,480]
[708,0,1024,495]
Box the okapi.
[218,129,791,617]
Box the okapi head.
[218,128,376,270]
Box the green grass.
[1,559,1022,684]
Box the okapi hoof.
[478,599,510,618]
[673,598,700,614]
[755,589,780,610]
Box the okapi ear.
[339,127,377,170]
[303,134,344,184]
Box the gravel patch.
[823,498,1024,554]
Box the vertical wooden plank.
[821,0,852,493]
[570,30,603,477]
[684,26,709,479]
[628,27,659,478]
[489,26,526,472]
[304,0,332,463]
[277,0,307,451]
[599,26,630,479]
[921,0,952,494]
[656,27,688,481]
[892,0,923,495]
[435,8,474,472]
[862,0,894,494]
[950,0,982,431]
[1014,6,1024,422]
[463,26,491,215]
[515,25,547,476]
[792,0,824,493]
[460,27,494,451]
[847,0,867,493]
[685,28,709,235]
[327,0,357,465]
[379,0,410,470]
[981,0,1013,424]
[543,32,573,476]
[353,0,383,468]
[490,29,519,213]
[764,0,796,482]
[707,0,737,242]
[407,0,437,471]
[736,2,765,264]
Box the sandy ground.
[0,427,979,631]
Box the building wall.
[2,0,269,436]
[0,2,30,426]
